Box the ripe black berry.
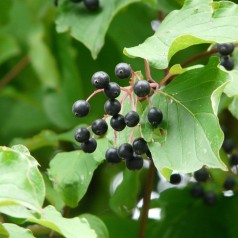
[222,138,235,154]
[147,107,163,127]
[126,154,143,170]
[194,168,209,182]
[221,56,234,70]
[91,71,110,89]
[104,82,121,99]
[81,138,97,153]
[124,111,140,127]
[203,191,217,206]
[74,128,90,143]
[72,100,90,117]
[190,183,204,198]
[105,148,121,163]
[169,173,181,184]
[115,63,132,79]
[92,119,108,136]
[223,175,236,190]
[118,143,133,159]
[83,0,99,11]
[133,80,151,97]
[132,138,148,155]
[217,43,235,56]
[104,99,121,116]
[230,153,238,166]
[110,114,126,131]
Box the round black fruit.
[221,56,234,71]
[222,138,235,154]
[126,154,143,170]
[169,173,181,185]
[91,71,110,89]
[110,114,126,131]
[104,82,121,99]
[104,99,121,116]
[147,107,163,127]
[217,43,234,56]
[105,148,121,163]
[74,128,90,143]
[223,175,236,190]
[83,0,99,11]
[133,80,151,97]
[115,63,132,79]
[190,183,204,198]
[132,138,148,155]
[124,111,140,127]
[92,119,108,136]
[118,143,133,159]
[72,100,90,117]
[230,153,238,166]
[81,138,97,153]
[203,191,216,206]
[194,168,209,182]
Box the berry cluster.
[72,63,163,170]
[217,43,235,71]
[54,0,100,11]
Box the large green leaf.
[0,145,45,212]
[124,0,238,69]
[141,58,229,174]
[55,0,141,59]
[2,224,35,238]
[28,206,96,238]
[0,223,9,238]
[228,97,238,119]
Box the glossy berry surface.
[104,99,121,116]
[217,43,235,55]
[72,100,90,117]
[147,107,163,127]
[170,174,181,184]
[132,137,148,155]
[92,119,108,136]
[223,175,236,190]
[104,82,121,99]
[190,183,204,198]
[194,168,209,182]
[115,63,131,79]
[126,154,143,170]
[105,148,121,163]
[124,111,140,127]
[221,56,234,71]
[118,143,133,159]
[222,138,235,154]
[83,0,99,11]
[133,80,151,97]
[110,114,126,131]
[203,191,216,206]
[91,71,110,89]
[74,128,90,143]
[230,153,238,166]
[81,138,97,153]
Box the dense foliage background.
[1,0,238,237]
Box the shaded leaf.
[3,224,35,238]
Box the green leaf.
[141,58,229,174]
[0,223,9,238]
[223,70,238,97]
[110,169,141,217]
[55,0,141,59]
[228,97,238,119]
[48,151,99,207]
[28,205,97,238]
[155,0,184,13]
[0,145,45,212]
[124,0,238,69]
[0,0,13,27]
[79,214,109,238]
[3,224,35,238]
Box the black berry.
[104,99,121,116]
[223,175,236,190]
[74,128,90,143]
[217,43,235,56]
[147,107,163,127]
[105,148,121,163]
[126,154,143,170]
[110,114,126,131]
[221,55,234,70]
[81,138,97,153]
[115,63,132,79]
[133,80,151,97]
[124,111,140,127]
[203,191,217,206]
[72,100,90,117]
[146,150,152,159]
[118,143,133,159]
[194,168,209,182]
[92,119,108,136]
[230,153,238,166]
[104,82,121,99]
[169,173,181,184]
[190,183,204,198]
[83,0,99,11]
[222,138,235,154]
[91,71,110,89]
[132,137,148,155]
